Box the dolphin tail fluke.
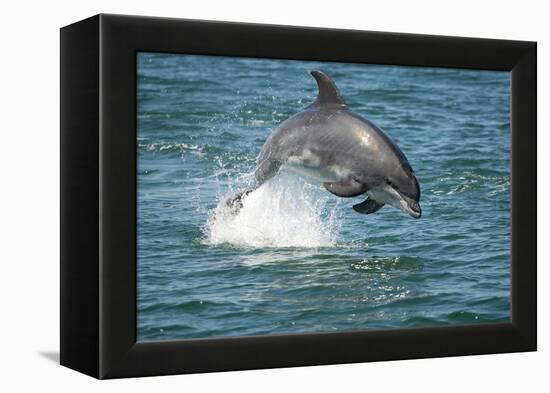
[353,198,385,215]
[225,189,254,213]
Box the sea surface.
[136,52,511,341]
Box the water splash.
[204,172,341,248]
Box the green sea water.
[137,52,511,341]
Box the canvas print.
[137,53,511,341]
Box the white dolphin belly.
[284,150,351,183]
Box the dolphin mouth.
[397,194,421,219]
[382,186,422,219]
[404,200,422,219]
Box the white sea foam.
[204,172,341,248]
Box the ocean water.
[136,53,511,341]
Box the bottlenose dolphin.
[229,69,421,218]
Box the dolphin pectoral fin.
[323,179,367,198]
[353,198,385,215]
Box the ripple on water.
[350,256,424,273]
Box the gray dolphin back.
[255,70,349,185]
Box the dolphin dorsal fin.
[309,70,346,108]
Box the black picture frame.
[60,14,536,379]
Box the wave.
[138,141,206,155]
[203,172,342,248]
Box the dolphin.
[229,69,421,218]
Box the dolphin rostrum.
[229,70,421,218]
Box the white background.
[0,0,546,391]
